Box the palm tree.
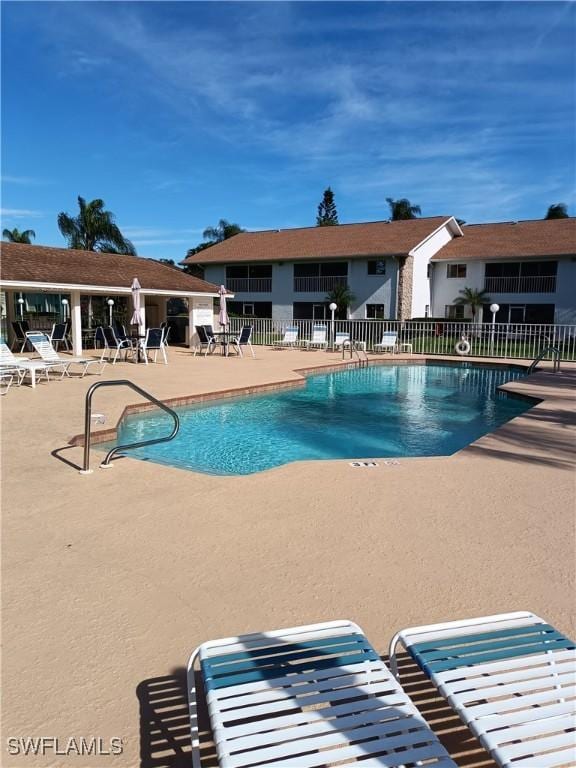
[57,196,136,255]
[386,198,421,221]
[453,287,490,321]
[203,219,245,244]
[3,227,36,243]
[326,283,356,319]
[545,203,569,220]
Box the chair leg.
[161,346,168,364]
[249,342,255,358]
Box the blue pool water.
[105,364,532,475]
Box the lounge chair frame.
[187,619,456,768]
[389,610,576,768]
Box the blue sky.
[2,1,574,261]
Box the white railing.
[484,275,556,293]
[227,318,576,361]
[226,277,272,293]
[293,276,348,292]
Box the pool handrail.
[80,379,180,474]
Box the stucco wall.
[410,225,457,317]
[348,258,397,319]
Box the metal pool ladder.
[342,341,369,367]
[80,379,180,475]
[527,345,561,375]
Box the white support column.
[188,301,194,350]
[71,290,82,356]
[139,297,146,336]
[5,290,17,348]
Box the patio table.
[213,331,236,357]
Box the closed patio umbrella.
[218,285,228,328]
[131,277,143,329]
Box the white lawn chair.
[374,331,398,354]
[303,324,328,350]
[334,331,351,350]
[0,341,56,388]
[188,619,457,768]
[389,611,576,768]
[26,332,104,378]
[272,325,299,348]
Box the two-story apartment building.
[430,219,576,324]
[184,216,576,324]
[186,217,463,321]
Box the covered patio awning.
[0,242,230,354]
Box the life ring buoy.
[455,337,471,356]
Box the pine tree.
[316,188,339,226]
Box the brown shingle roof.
[432,218,576,260]
[183,217,453,264]
[0,242,220,293]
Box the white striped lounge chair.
[26,332,104,378]
[389,611,576,768]
[187,619,456,768]
[272,326,299,348]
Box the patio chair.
[187,619,457,768]
[11,320,30,352]
[272,325,299,348]
[334,331,351,350]
[389,611,576,768]
[231,325,255,358]
[113,322,131,344]
[303,323,329,350]
[100,326,134,364]
[194,325,216,357]
[374,331,398,354]
[26,332,104,378]
[49,322,71,351]
[0,341,57,388]
[138,328,168,364]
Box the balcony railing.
[484,275,556,293]
[293,275,348,292]
[226,277,272,293]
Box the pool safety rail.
[527,345,561,375]
[80,380,180,475]
[342,340,369,367]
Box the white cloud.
[2,175,51,186]
[1,208,44,219]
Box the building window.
[424,304,430,318]
[293,302,332,320]
[447,264,467,278]
[367,260,386,275]
[366,304,385,319]
[227,301,271,318]
[226,264,272,279]
[445,304,465,319]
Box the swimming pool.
[105,364,532,475]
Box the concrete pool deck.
[1,346,575,767]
